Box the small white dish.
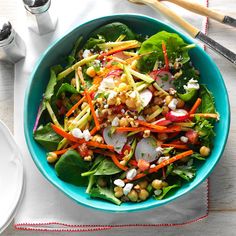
[0,120,24,234]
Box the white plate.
[0,120,24,234]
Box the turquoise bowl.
[24,14,230,212]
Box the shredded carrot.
[84,89,100,131]
[98,43,140,59]
[116,127,148,133]
[190,113,219,119]
[53,144,79,155]
[66,96,85,117]
[136,120,167,131]
[124,150,193,182]
[157,125,182,133]
[162,41,169,71]
[92,76,103,86]
[51,124,113,150]
[189,98,202,115]
[93,149,128,171]
[90,126,97,136]
[161,143,190,150]
[129,159,138,166]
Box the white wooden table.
[0,0,236,235]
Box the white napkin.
[14,0,209,231]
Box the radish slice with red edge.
[135,137,159,163]
[150,69,174,90]
[166,109,189,122]
[103,126,127,154]
[155,117,172,126]
[139,89,153,107]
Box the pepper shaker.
[0,18,26,63]
[23,0,57,35]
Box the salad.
[34,22,219,205]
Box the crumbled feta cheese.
[104,104,109,109]
[150,164,156,168]
[95,109,99,117]
[183,78,200,92]
[98,77,115,92]
[123,183,134,195]
[168,98,178,111]
[83,129,91,141]
[180,136,188,143]
[108,91,117,100]
[154,189,162,196]
[169,88,177,95]
[111,117,119,127]
[82,49,91,58]
[126,169,137,180]
[121,109,125,114]
[158,156,170,164]
[129,90,138,98]
[71,128,83,139]
[114,179,125,187]
[156,147,164,157]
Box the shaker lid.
[0,19,12,41]
[23,0,49,7]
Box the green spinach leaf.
[90,186,121,205]
[137,31,192,72]
[155,184,180,200]
[94,158,122,176]
[90,22,136,42]
[83,36,106,50]
[34,123,62,151]
[56,83,78,98]
[55,150,90,186]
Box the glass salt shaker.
[0,18,26,63]
[23,0,57,35]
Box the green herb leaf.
[34,123,62,151]
[55,150,90,186]
[90,186,121,205]
[172,165,196,181]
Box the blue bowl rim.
[24,13,230,213]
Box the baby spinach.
[90,22,136,42]
[198,85,216,114]
[137,31,192,72]
[34,123,62,151]
[83,36,106,50]
[82,158,122,176]
[90,185,121,205]
[155,184,180,200]
[56,83,78,98]
[55,150,91,186]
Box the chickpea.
[91,134,104,143]
[127,190,138,202]
[139,180,148,189]
[86,66,96,77]
[126,98,136,109]
[138,189,149,201]
[157,133,168,141]
[162,105,169,116]
[176,98,185,108]
[114,187,123,198]
[84,155,92,161]
[120,73,127,82]
[151,179,163,190]
[200,146,211,157]
[165,95,173,105]
[47,152,58,163]
[120,117,129,127]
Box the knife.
[162,0,236,28]
[129,0,236,66]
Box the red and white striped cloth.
[14,0,209,232]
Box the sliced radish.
[150,69,174,90]
[107,69,123,77]
[155,117,172,126]
[166,109,189,122]
[139,89,153,107]
[103,126,127,154]
[135,137,158,163]
[113,51,130,60]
